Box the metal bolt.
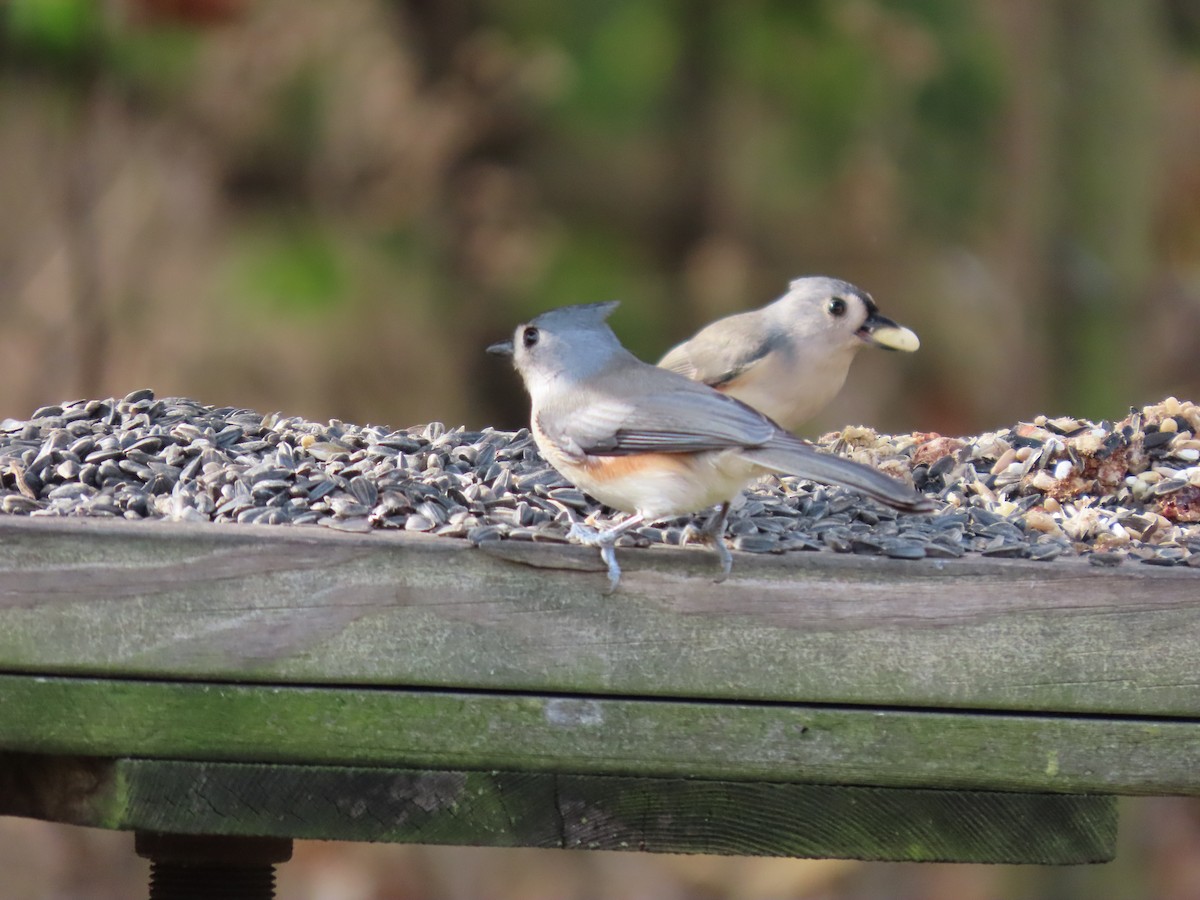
[135,833,293,900]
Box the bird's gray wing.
[548,370,777,457]
[658,313,781,388]
[537,362,932,514]
[744,432,933,513]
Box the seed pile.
[1,390,1199,569]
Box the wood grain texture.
[0,754,1117,863]
[0,675,1197,795]
[0,517,1198,716]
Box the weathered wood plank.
[0,754,1117,863]
[0,517,1197,716]
[0,675,1196,795]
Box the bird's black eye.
[827,298,848,318]
[522,326,540,348]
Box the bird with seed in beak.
[659,276,920,432]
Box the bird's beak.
[856,312,920,353]
[487,339,514,357]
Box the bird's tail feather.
[743,437,933,513]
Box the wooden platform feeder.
[1,515,1198,896]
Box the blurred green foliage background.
[4,0,1200,439]
[4,3,1200,893]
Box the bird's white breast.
[722,341,856,431]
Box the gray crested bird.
[658,276,919,432]
[489,301,932,591]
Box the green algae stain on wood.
[0,754,1118,863]
[0,675,1198,796]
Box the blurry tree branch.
[63,83,109,397]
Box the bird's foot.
[679,508,720,546]
[680,511,733,583]
[710,537,733,584]
[567,522,623,593]
[566,521,605,545]
[679,520,705,548]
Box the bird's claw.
[711,539,733,583]
[679,521,704,547]
[599,543,622,594]
[681,508,733,583]
[567,522,624,592]
[567,521,601,545]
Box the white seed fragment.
[1030,471,1057,493]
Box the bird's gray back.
[659,307,788,387]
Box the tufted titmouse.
[489,301,932,590]
[658,276,920,432]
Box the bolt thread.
[148,861,276,900]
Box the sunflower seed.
[729,534,779,553]
[981,540,1031,559]
[322,515,373,533]
[882,540,927,560]
[924,541,964,559]
[468,525,504,544]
